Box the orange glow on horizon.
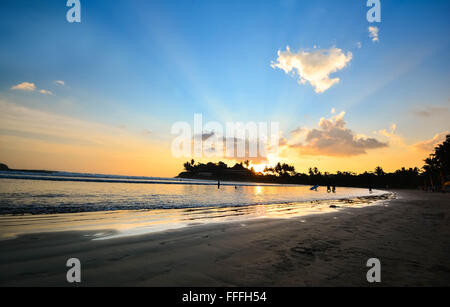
[250,163,268,174]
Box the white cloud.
[141,129,152,136]
[375,124,397,138]
[271,46,353,93]
[287,111,388,156]
[11,81,57,96]
[374,124,404,146]
[55,80,65,86]
[0,100,154,151]
[10,82,36,92]
[413,131,449,152]
[192,131,269,164]
[290,127,304,138]
[374,124,449,155]
[413,106,449,118]
[39,89,53,95]
[356,42,362,49]
[368,26,379,42]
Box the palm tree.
[264,166,275,175]
[281,163,296,176]
[184,162,193,172]
[375,166,385,176]
[424,134,450,175]
[275,163,283,176]
[244,160,250,169]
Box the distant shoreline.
[0,172,287,187]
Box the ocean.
[0,171,390,240]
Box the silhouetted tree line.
[422,134,450,191]
[178,134,450,190]
[0,163,9,171]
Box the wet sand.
[0,190,449,286]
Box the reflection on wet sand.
[0,194,394,241]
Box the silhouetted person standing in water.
[327,184,331,193]
[218,180,221,189]
[368,177,373,193]
[332,185,336,193]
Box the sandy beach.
[0,190,449,287]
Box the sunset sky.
[0,0,449,177]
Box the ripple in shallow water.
[0,194,395,241]
[0,178,388,215]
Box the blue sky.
[0,0,449,175]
